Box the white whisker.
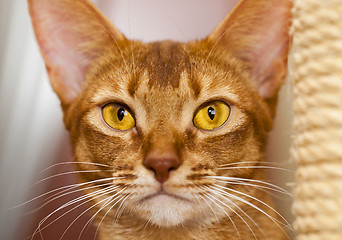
[80,47,123,73]
[34,170,115,186]
[44,177,121,201]
[14,177,120,210]
[206,176,292,197]
[92,191,128,240]
[202,186,257,240]
[214,179,292,197]
[32,186,117,238]
[60,194,115,240]
[217,166,293,173]
[61,187,126,240]
[36,183,113,214]
[197,194,220,223]
[214,184,292,238]
[31,186,119,240]
[113,193,131,224]
[204,26,231,67]
[129,40,136,79]
[209,185,263,235]
[40,162,111,173]
[193,191,220,224]
[218,161,289,168]
[198,187,241,240]
[94,23,130,74]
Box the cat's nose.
[144,151,181,184]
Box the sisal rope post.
[291,0,342,239]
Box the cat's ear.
[28,0,126,105]
[208,0,291,99]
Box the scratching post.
[292,0,342,239]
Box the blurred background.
[0,0,294,239]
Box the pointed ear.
[28,0,126,105]
[208,0,291,99]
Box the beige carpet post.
[291,0,342,239]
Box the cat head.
[29,0,290,229]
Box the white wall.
[0,0,66,239]
[0,1,293,239]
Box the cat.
[28,0,291,239]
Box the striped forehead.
[130,68,194,114]
[128,41,194,95]
[88,41,200,106]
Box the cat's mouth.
[139,190,189,203]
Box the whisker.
[217,166,293,173]
[214,184,293,237]
[60,194,115,240]
[214,179,292,197]
[14,177,120,210]
[142,213,153,233]
[81,47,122,73]
[202,186,257,240]
[92,192,128,240]
[206,176,292,197]
[40,162,111,173]
[208,185,263,235]
[114,193,131,224]
[33,169,115,186]
[214,184,284,221]
[61,187,126,240]
[31,186,117,239]
[199,189,241,240]
[129,40,136,79]
[218,161,290,168]
[93,22,131,74]
[34,183,113,214]
[30,186,119,240]
[196,194,220,223]
[192,192,219,224]
[204,26,231,67]
[44,177,120,201]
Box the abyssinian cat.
[28,0,291,239]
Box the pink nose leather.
[144,152,181,184]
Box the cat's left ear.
[208,0,291,99]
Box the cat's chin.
[131,192,200,227]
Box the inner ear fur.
[28,0,126,106]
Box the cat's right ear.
[207,0,291,100]
[28,0,125,106]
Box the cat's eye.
[193,101,230,130]
[102,103,135,130]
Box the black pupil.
[208,106,215,120]
[117,108,126,121]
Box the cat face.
[29,0,291,234]
[65,40,273,226]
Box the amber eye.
[102,103,135,130]
[193,101,230,130]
